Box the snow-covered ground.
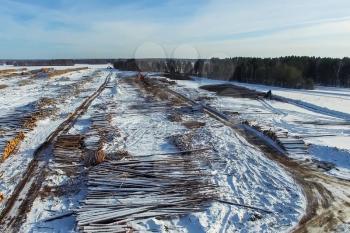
[98,74,305,233]
[21,71,115,233]
[0,65,110,213]
[19,71,305,232]
[3,68,349,232]
[168,77,350,180]
[0,64,110,71]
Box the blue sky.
[1,0,350,59]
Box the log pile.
[0,84,8,89]
[76,154,217,232]
[20,67,88,79]
[1,131,25,161]
[53,134,84,175]
[84,100,120,166]
[84,131,101,152]
[0,107,32,161]
[84,149,106,167]
[85,111,109,153]
[0,69,18,75]
[0,68,26,78]
[56,73,96,101]
[0,97,58,162]
[47,67,88,79]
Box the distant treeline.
[2,59,115,66]
[113,57,350,89]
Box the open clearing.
[0,66,349,232]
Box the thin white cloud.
[1,0,350,58]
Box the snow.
[94,74,305,233]
[180,77,350,120]
[309,144,350,179]
[230,82,350,121]
[22,72,305,232]
[168,76,350,179]
[3,69,349,232]
[0,64,111,71]
[0,66,109,213]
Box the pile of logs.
[84,101,120,166]
[84,149,106,167]
[0,84,8,89]
[76,153,217,232]
[83,110,110,167]
[0,107,32,161]
[0,97,58,162]
[21,67,88,79]
[0,68,27,78]
[1,131,25,161]
[47,67,88,79]
[53,134,84,175]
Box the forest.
[113,56,350,89]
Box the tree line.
[113,57,350,89]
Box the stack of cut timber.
[53,134,84,174]
[0,99,56,161]
[250,124,309,156]
[83,104,120,166]
[278,137,308,155]
[91,107,119,146]
[76,154,217,232]
[55,134,83,148]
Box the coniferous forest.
[113,56,350,89]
